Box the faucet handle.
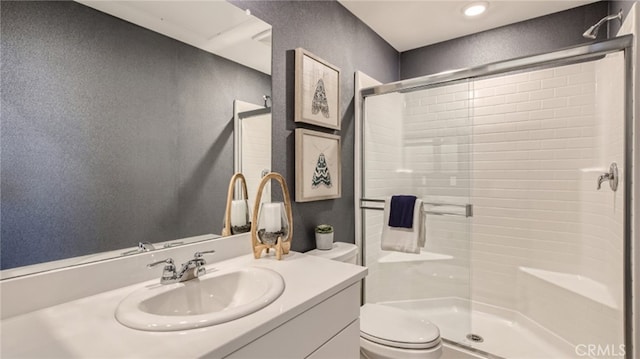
[192,250,215,277]
[596,162,619,191]
[163,241,184,249]
[147,258,177,283]
[147,258,174,268]
[194,249,216,259]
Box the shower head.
[582,10,623,39]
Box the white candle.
[231,200,247,227]
[262,203,282,232]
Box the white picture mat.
[300,55,339,126]
[295,48,341,130]
[295,129,341,202]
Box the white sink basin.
[115,266,285,331]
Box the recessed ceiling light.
[463,2,488,17]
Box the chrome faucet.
[147,250,216,284]
[147,258,178,283]
[139,241,156,251]
[121,241,156,256]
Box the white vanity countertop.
[1,252,367,358]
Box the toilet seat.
[360,303,440,350]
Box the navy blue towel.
[388,195,417,228]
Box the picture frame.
[295,129,341,202]
[294,48,341,130]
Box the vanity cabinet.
[307,319,360,359]
[225,282,361,358]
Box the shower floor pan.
[380,297,577,359]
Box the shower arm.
[583,10,623,39]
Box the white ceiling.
[338,0,599,52]
[77,1,272,74]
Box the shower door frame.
[357,34,634,358]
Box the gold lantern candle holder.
[251,172,293,260]
[222,173,251,236]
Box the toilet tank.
[305,242,358,264]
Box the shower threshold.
[379,297,577,359]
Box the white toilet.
[306,242,443,359]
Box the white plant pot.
[315,232,334,250]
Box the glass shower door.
[464,51,627,357]
[361,79,473,346]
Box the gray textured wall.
[4,0,614,268]
[230,0,399,252]
[400,2,609,79]
[1,1,271,269]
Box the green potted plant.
[315,224,334,250]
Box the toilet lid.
[360,304,440,350]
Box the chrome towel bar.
[360,198,473,218]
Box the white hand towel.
[380,197,425,254]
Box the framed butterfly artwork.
[295,129,341,202]
[294,48,341,130]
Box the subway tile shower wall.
[364,54,624,349]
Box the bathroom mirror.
[234,99,273,208]
[0,0,272,277]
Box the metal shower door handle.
[597,162,618,191]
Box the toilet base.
[360,336,443,359]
